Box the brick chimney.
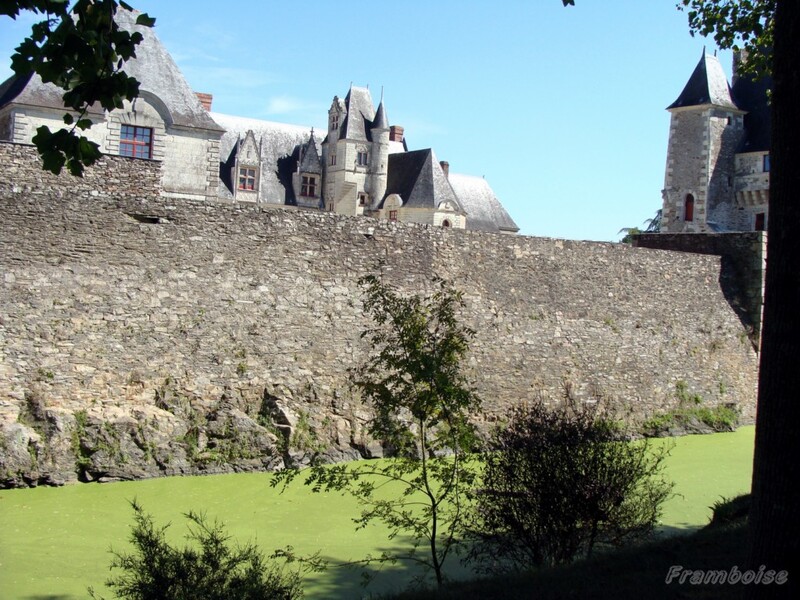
[389,125,404,143]
[439,160,449,179]
[195,92,213,111]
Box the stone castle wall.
[634,232,766,340]
[0,148,760,488]
[0,141,161,200]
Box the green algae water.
[0,426,754,599]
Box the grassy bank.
[0,426,755,599]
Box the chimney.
[195,92,213,111]
[389,125,404,143]
[439,160,449,179]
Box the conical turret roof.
[667,52,739,110]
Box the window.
[442,219,451,228]
[330,114,339,131]
[328,202,334,212]
[388,210,398,222]
[359,193,369,206]
[120,125,152,159]
[755,212,766,231]
[301,175,317,197]
[329,153,336,166]
[357,151,369,166]
[763,154,770,172]
[238,167,257,191]
[684,194,695,222]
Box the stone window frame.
[108,96,167,161]
[238,166,258,191]
[301,175,318,197]
[330,113,339,131]
[358,192,369,206]
[356,148,369,167]
[329,152,336,166]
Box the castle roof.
[212,112,318,202]
[0,9,223,133]
[373,100,389,130]
[340,86,377,142]
[448,174,520,233]
[381,149,463,212]
[299,130,322,174]
[667,52,739,111]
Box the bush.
[89,500,302,600]
[468,397,672,572]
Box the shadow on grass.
[297,540,478,599]
[24,596,77,600]
[391,522,749,600]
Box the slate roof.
[373,100,389,130]
[448,174,520,233]
[381,149,463,212]
[340,86,376,142]
[0,72,94,114]
[299,130,322,174]
[0,9,223,133]
[212,112,318,203]
[667,52,739,110]
[732,72,772,152]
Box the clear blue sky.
[0,1,731,241]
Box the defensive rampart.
[0,144,760,487]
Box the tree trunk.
[745,1,800,597]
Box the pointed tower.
[661,52,745,232]
[368,96,390,209]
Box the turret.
[369,98,390,207]
[661,51,745,232]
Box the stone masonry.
[0,150,759,488]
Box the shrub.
[468,397,672,572]
[89,500,302,600]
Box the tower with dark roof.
[661,52,745,232]
[320,86,390,216]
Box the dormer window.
[238,166,257,191]
[357,151,369,166]
[301,175,317,197]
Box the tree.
[89,500,303,600]
[1,0,154,175]
[468,396,672,572]
[565,1,800,595]
[273,275,480,589]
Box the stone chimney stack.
[389,125,404,143]
[195,92,213,111]
[439,160,449,179]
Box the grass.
[0,426,755,599]
[394,511,750,599]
